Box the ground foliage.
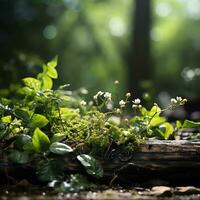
[0,57,199,192]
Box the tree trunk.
[127,0,152,98]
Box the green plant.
[0,57,198,192]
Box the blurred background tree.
[0,0,200,106]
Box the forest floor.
[1,186,200,200]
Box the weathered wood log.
[1,139,200,185]
[101,139,200,185]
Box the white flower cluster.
[170,96,187,106]
[104,92,112,101]
[80,100,87,106]
[93,91,112,102]
[93,91,104,100]
[132,98,142,109]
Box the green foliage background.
[0,0,200,100]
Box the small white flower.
[80,100,87,106]
[116,108,121,114]
[93,91,103,100]
[114,80,119,85]
[182,98,187,103]
[97,91,103,96]
[132,103,142,109]
[133,98,141,104]
[176,96,182,101]
[132,104,138,109]
[119,100,126,108]
[104,92,112,101]
[171,98,177,104]
[93,94,98,100]
[126,93,131,98]
[171,96,187,106]
[124,118,129,123]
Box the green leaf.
[15,109,30,122]
[14,134,32,150]
[176,120,182,129]
[150,116,166,127]
[50,142,73,155]
[53,108,79,119]
[22,77,41,91]
[0,128,8,140]
[36,159,64,182]
[47,56,58,68]
[187,134,200,141]
[47,66,58,79]
[29,114,49,128]
[51,133,66,143]
[159,122,174,139]
[8,150,29,164]
[149,105,161,117]
[77,154,103,178]
[140,107,148,116]
[41,75,53,90]
[23,141,35,152]
[182,120,200,128]
[32,128,50,152]
[1,115,12,123]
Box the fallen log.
[101,139,200,185]
[1,139,200,186]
